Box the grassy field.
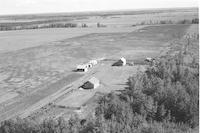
[0,26,145,53]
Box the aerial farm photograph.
[0,0,199,132]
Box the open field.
[73,9,198,27]
[0,24,193,122]
[0,26,145,53]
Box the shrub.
[177,19,191,24]
[192,18,199,24]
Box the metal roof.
[88,77,99,84]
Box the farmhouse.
[76,64,88,72]
[112,57,126,66]
[81,77,100,89]
[120,57,126,66]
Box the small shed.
[81,77,100,89]
[86,63,93,68]
[89,60,98,65]
[145,57,155,62]
[112,57,126,66]
[76,64,88,72]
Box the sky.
[0,0,198,15]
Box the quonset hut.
[76,64,88,72]
[89,60,98,66]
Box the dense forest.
[0,33,199,133]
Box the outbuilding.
[89,60,98,65]
[145,57,155,62]
[81,77,100,89]
[86,63,93,68]
[120,57,126,66]
[145,58,156,65]
[76,64,88,72]
[112,57,126,66]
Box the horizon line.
[0,6,198,17]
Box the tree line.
[136,18,199,26]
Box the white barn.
[76,64,88,72]
[120,57,126,66]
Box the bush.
[192,18,199,24]
[177,19,191,24]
